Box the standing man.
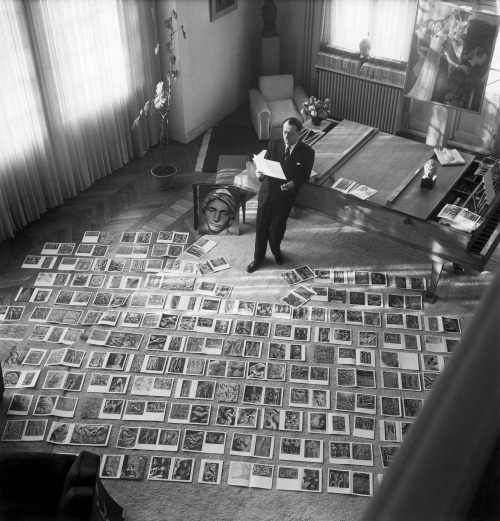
[247,117,315,273]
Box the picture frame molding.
[210,0,238,22]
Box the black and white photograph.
[1,2,497,520]
[195,184,240,235]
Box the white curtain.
[0,0,160,242]
[298,0,325,95]
[323,0,418,61]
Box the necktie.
[283,146,290,163]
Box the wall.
[275,0,306,78]
[276,0,324,96]
[156,0,262,144]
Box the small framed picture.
[210,0,238,22]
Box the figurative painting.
[195,184,240,236]
[404,1,499,113]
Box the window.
[0,0,45,162]
[323,0,418,61]
[39,1,129,124]
[0,0,158,241]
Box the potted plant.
[131,10,186,190]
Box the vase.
[151,164,177,190]
[311,116,321,126]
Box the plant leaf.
[155,82,164,96]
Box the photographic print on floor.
[0,227,467,511]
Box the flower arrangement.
[301,96,331,124]
[131,10,186,176]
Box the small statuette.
[423,159,437,177]
[421,159,437,190]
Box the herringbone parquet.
[0,136,205,303]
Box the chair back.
[259,74,294,102]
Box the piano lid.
[312,120,476,221]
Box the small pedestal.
[261,35,279,75]
[421,175,437,190]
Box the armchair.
[249,74,309,140]
[0,450,124,521]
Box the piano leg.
[424,260,445,304]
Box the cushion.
[0,451,76,520]
[259,74,294,102]
[268,99,302,128]
[58,451,99,521]
[216,171,243,186]
[58,487,94,521]
[216,155,249,188]
[216,155,249,174]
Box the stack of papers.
[331,178,377,200]
[434,148,465,166]
[437,204,483,232]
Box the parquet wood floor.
[0,135,207,306]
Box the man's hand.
[256,170,265,179]
[281,181,295,191]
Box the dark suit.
[254,138,315,262]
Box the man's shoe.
[275,253,284,265]
[246,261,262,273]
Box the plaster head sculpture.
[201,188,238,235]
[359,38,371,59]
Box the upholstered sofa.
[249,74,308,140]
[0,450,123,521]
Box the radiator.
[317,67,404,134]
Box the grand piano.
[292,120,500,301]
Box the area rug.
[199,124,267,173]
[1,164,498,521]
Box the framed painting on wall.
[404,1,499,114]
[210,0,238,22]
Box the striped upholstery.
[216,155,250,222]
[216,155,249,184]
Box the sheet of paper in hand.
[253,152,286,180]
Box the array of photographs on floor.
[0,229,464,495]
